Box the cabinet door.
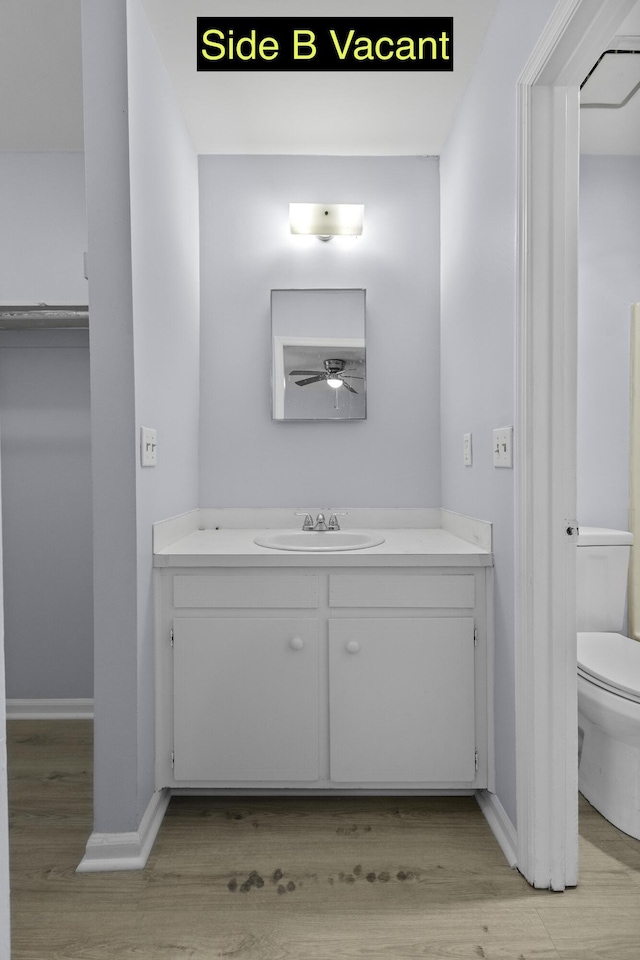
[329,618,476,783]
[173,618,319,782]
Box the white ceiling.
[0,1,498,155]
[139,0,500,155]
[0,1,639,155]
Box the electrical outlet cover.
[493,426,513,468]
[140,426,157,467]
[463,432,473,466]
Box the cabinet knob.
[346,640,361,655]
[290,637,304,651]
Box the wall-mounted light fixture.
[289,202,364,241]
[581,46,640,108]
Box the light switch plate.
[493,426,513,468]
[140,426,157,467]
[463,433,473,466]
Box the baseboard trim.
[6,698,94,720]
[76,788,170,873]
[476,789,518,869]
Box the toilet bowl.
[576,528,640,839]
[578,632,640,839]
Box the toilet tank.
[576,527,633,632]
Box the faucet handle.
[295,512,314,531]
[328,512,347,531]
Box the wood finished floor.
[7,720,640,959]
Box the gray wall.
[82,0,139,831]
[0,330,93,698]
[128,0,201,826]
[82,0,200,833]
[0,151,93,700]
[0,152,87,303]
[577,156,640,531]
[198,154,441,508]
[439,0,558,827]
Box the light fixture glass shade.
[326,377,343,388]
[581,50,640,108]
[289,203,364,238]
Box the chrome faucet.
[295,511,347,531]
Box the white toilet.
[577,526,640,838]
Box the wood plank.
[8,721,640,960]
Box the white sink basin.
[254,530,385,552]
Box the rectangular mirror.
[271,288,366,421]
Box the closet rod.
[0,304,89,329]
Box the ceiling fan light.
[327,377,343,389]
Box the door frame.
[515,0,637,889]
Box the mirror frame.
[271,289,366,422]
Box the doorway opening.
[515,0,638,890]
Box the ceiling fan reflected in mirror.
[289,358,364,394]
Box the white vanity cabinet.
[155,558,493,793]
[328,617,475,783]
[173,617,319,782]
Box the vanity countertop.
[154,527,493,568]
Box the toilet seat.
[578,631,640,704]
